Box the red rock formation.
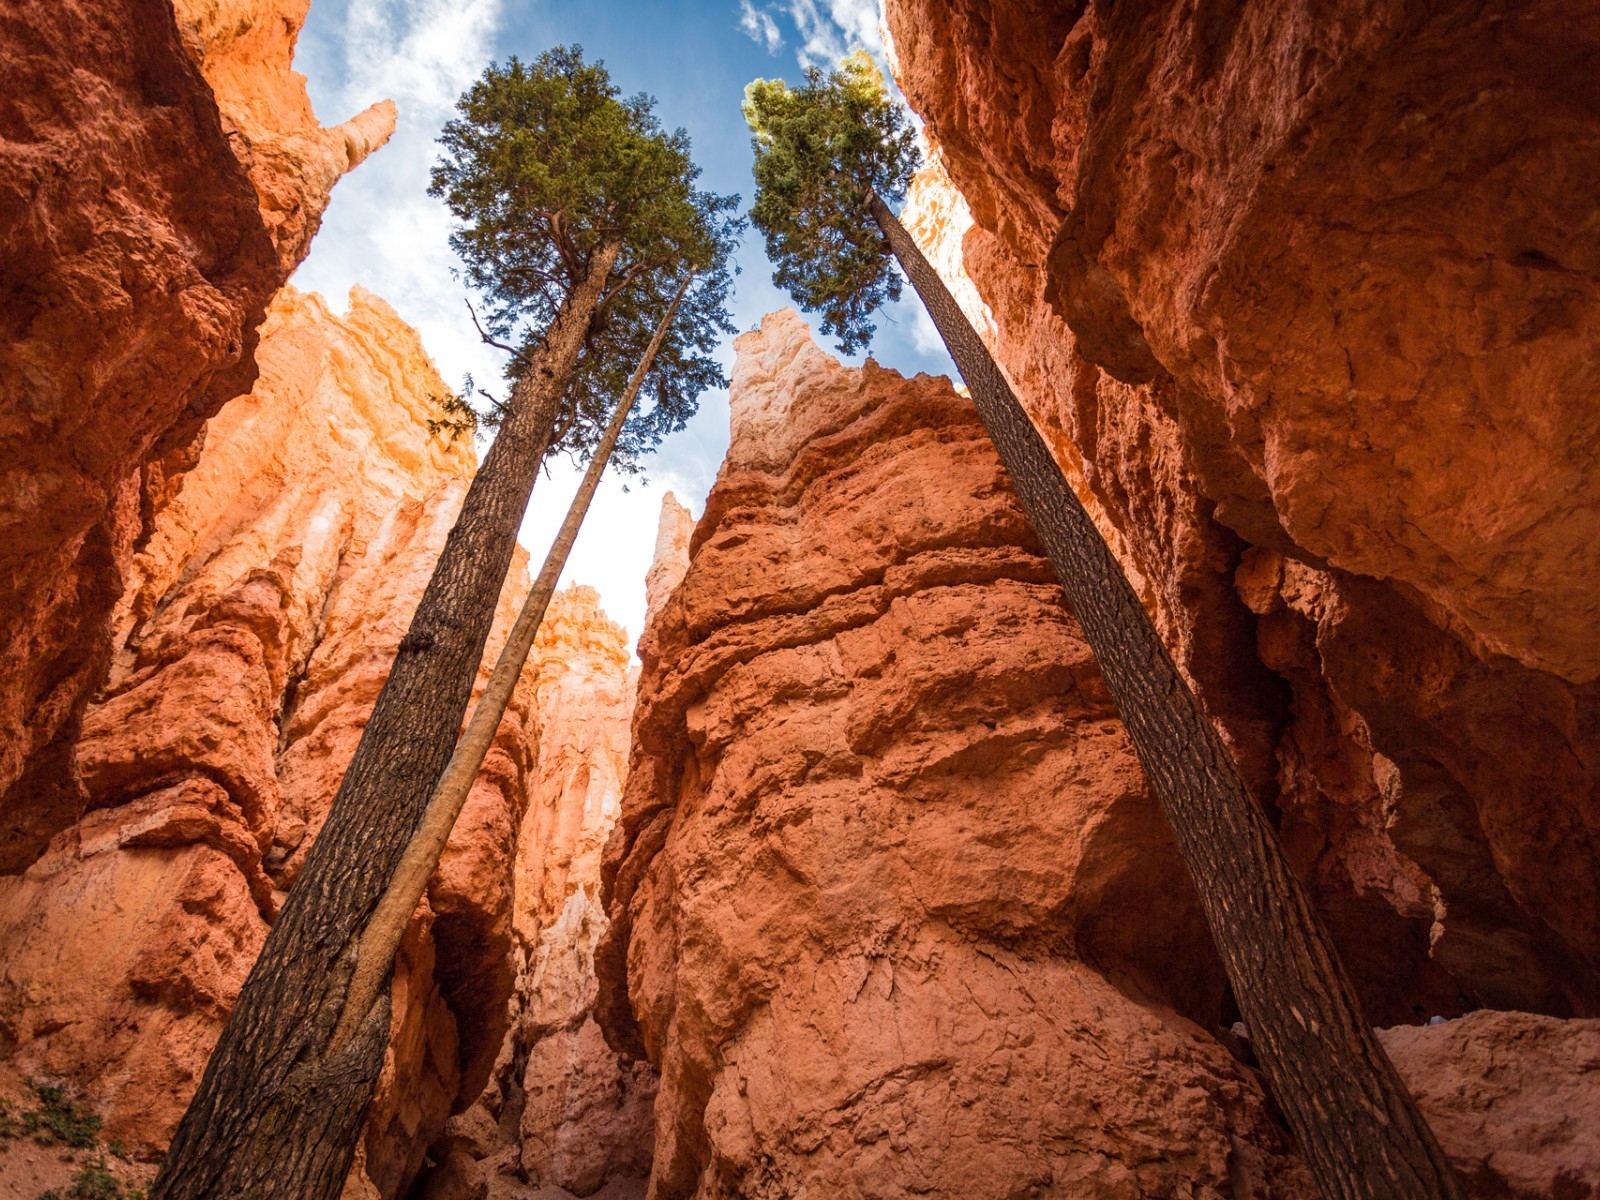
[1377,1011,1600,1200]
[0,288,528,1198]
[643,493,695,636]
[0,0,393,869]
[422,585,654,1199]
[885,0,1600,1020]
[598,310,1312,1197]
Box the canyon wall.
[0,288,530,1199]
[415,574,666,1200]
[886,0,1600,1021]
[598,311,1600,1199]
[0,0,394,870]
[597,310,1315,1198]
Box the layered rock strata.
[597,310,1314,1198]
[0,288,526,1199]
[0,0,394,868]
[886,0,1600,1021]
[421,584,655,1200]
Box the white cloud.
[735,0,889,72]
[738,0,784,53]
[335,0,504,118]
[908,298,946,357]
[294,0,508,403]
[786,0,885,70]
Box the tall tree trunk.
[871,194,1461,1200]
[151,240,623,1200]
[326,272,694,1057]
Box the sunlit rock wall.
[886,0,1600,1021]
[0,0,394,871]
[596,310,1315,1198]
[0,288,526,1200]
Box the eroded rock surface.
[1379,1011,1600,1200]
[596,311,1312,1198]
[0,0,393,869]
[0,289,525,1198]
[423,585,654,1200]
[887,0,1600,1021]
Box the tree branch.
[464,299,535,369]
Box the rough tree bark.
[151,240,623,1200]
[871,193,1462,1200]
[326,273,694,1057]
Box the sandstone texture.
[0,0,393,870]
[419,586,654,1200]
[1379,1011,1600,1200]
[0,288,526,1198]
[597,311,1313,1198]
[643,493,695,640]
[887,0,1600,1021]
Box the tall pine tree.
[743,52,1461,1200]
[153,48,734,1200]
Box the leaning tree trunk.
[326,272,694,1057]
[151,239,623,1200]
[871,194,1461,1200]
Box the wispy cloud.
[294,0,508,394]
[335,0,504,118]
[738,0,784,53]
[735,0,888,72]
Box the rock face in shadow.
[0,0,394,871]
[420,585,655,1200]
[0,288,528,1199]
[596,310,1313,1198]
[1377,1011,1600,1200]
[885,0,1600,1021]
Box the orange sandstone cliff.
[885,0,1600,1022]
[0,0,394,870]
[595,310,1315,1198]
[0,288,526,1199]
[594,312,1600,1198]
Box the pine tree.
[152,48,735,1200]
[331,215,740,1055]
[744,52,1462,1200]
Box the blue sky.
[291,0,954,647]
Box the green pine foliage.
[429,45,741,468]
[546,192,742,475]
[744,50,921,353]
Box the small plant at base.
[39,1156,145,1200]
[21,1080,101,1148]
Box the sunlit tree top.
[430,45,741,470]
[744,50,921,353]
[431,46,724,341]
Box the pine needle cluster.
[744,51,920,353]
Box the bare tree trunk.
[151,240,623,1200]
[326,273,694,1057]
[871,194,1461,1200]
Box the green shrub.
[38,1156,144,1200]
[22,1080,101,1148]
